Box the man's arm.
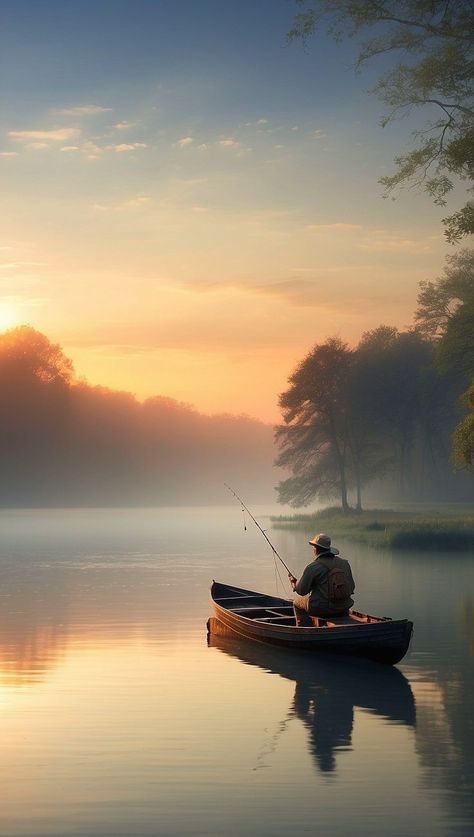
[294,563,324,596]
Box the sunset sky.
[0,0,466,421]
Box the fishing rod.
[224,483,294,577]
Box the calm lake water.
[0,507,472,836]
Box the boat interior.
[213,593,390,628]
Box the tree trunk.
[355,475,363,512]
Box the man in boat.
[288,533,355,626]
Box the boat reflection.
[209,634,416,774]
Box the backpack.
[326,562,351,604]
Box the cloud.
[0,151,18,157]
[60,146,80,152]
[312,129,326,140]
[92,195,153,211]
[243,118,269,128]
[120,196,153,209]
[9,127,81,142]
[357,231,431,253]
[218,138,239,148]
[177,137,194,148]
[108,142,147,153]
[180,277,326,308]
[114,121,137,130]
[53,105,112,116]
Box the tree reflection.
[209,635,416,775]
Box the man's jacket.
[295,554,355,614]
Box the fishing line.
[225,483,294,583]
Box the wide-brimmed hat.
[308,532,339,555]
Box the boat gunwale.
[212,598,411,637]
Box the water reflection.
[209,634,415,775]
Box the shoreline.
[271,506,474,551]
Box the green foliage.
[289,1,474,241]
[415,249,474,339]
[453,379,474,470]
[415,250,474,469]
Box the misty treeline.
[276,250,474,511]
[0,327,275,506]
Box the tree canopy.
[289,1,474,242]
[414,248,474,469]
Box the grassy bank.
[271,507,474,551]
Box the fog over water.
[0,507,472,836]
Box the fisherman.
[288,533,355,626]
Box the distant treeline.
[276,250,474,510]
[0,327,276,506]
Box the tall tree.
[276,338,353,510]
[289,1,474,242]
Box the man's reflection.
[209,634,416,775]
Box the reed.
[271,507,474,551]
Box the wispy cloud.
[92,195,154,211]
[114,121,138,130]
[9,127,81,143]
[53,105,112,116]
[108,142,147,153]
[177,137,194,148]
[0,151,18,157]
[218,138,239,148]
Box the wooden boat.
[209,581,413,665]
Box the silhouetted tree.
[275,326,461,508]
[276,338,354,511]
[0,327,73,503]
[0,327,278,506]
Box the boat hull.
[209,581,413,665]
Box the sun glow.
[0,303,20,332]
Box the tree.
[275,338,354,511]
[276,327,459,509]
[0,325,73,385]
[453,380,474,470]
[415,249,474,339]
[354,326,445,496]
[288,1,474,242]
[415,250,474,471]
[0,327,74,502]
[276,335,395,511]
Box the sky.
[0,0,467,422]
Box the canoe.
[209,580,413,665]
